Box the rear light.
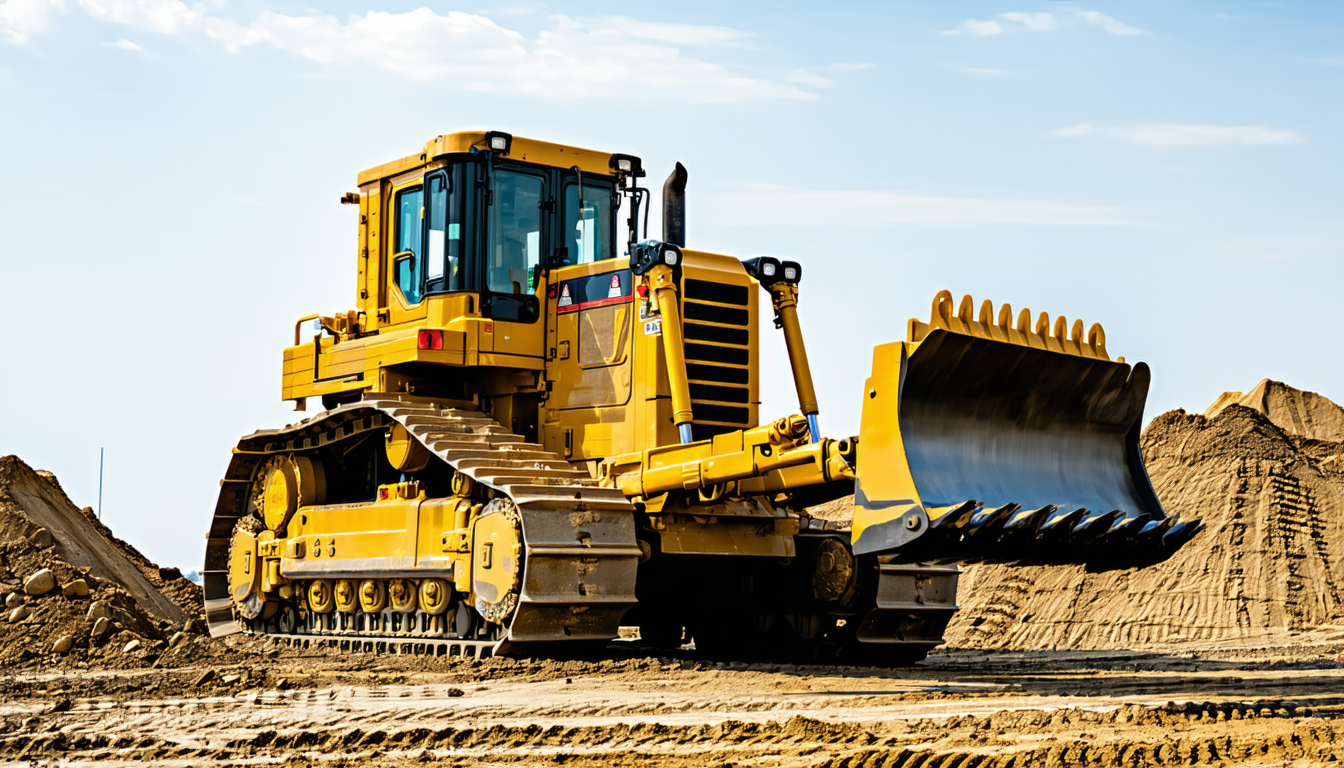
[379,487,390,500]
[417,329,443,350]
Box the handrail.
[294,314,321,346]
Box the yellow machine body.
[204,131,1194,662]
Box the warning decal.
[555,270,633,314]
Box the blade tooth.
[1073,509,1124,539]
[1162,519,1202,550]
[1039,507,1086,536]
[1136,519,1162,535]
[1106,511,1151,539]
[930,501,980,531]
[964,503,1015,538]
[1000,504,1043,530]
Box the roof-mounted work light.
[781,261,802,284]
[484,131,513,154]
[630,239,681,276]
[609,153,646,178]
[742,256,782,286]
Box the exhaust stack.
[662,162,688,247]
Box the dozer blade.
[851,291,1199,566]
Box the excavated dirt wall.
[946,381,1344,650]
[0,456,220,668]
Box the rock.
[220,673,241,685]
[86,601,110,622]
[168,632,184,646]
[81,506,96,518]
[8,606,29,623]
[23,569,56,596]
[44,698,71,714]
[5,592,22,609]
[123,639,141,654]
[52,634,74,654]
[158,566,182,581]
[447,687,465,697]
[193,669,216,686]
[91,617,110,639]
[28,528,53,549]
[62,579,89,597]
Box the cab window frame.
[482,163,549,324]
[560,175,618,266]
[392,182,425,306]
[421,163,473,298]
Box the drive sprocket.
[472,497,524,625]
[227,516,268,620]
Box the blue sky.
[1,1,1340,570]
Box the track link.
[203,394,640,656]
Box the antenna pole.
[98,447,104,520]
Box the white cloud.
[1075,11,1143,35]
[0,0,62,44]
[960,67,1008,76]
[713,184,1142,228]
[941,10,1142,37]
[785,62,872,86]
[5,1,817,101]
[998,12,1058,31]
[942,19,1003,37]
[594,16,751,46]
[1051,123,1303,147]
[102,37,141,51]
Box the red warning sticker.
[558,284,573,307]
[608,273,622,298]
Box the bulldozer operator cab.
[381,144,622,328]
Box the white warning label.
[643,319,662,336]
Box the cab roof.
[356,131,619,187]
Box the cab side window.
[395,186,424,304]
[564,181,614,264]
[425,173,463,292]
[487,171,543,294]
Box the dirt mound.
[1205,378,1344,443]
[0,456,217,668]
[946,382,1344,650]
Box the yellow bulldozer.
[206,131,1198,662]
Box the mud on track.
[3,641,1343,767]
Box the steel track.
[203,394,641,656]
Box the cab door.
[483,168,546,361]
[386,174,429,327]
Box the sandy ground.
[3,635,1344,767]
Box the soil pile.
[1205,378,1344,443]
[0,456,215,668]
[946,381,1344,650]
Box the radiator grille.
[682,277,753,432]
